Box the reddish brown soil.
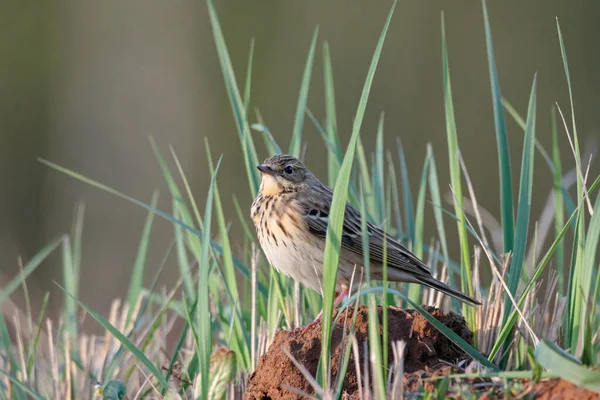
[243,305,600,399]
[528,379,600,400]
[243,305,472,399]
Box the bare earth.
[243,305,599,399]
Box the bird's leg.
[300,288,349,333]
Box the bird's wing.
[300,192,431,277]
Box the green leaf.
[535,339,600,393]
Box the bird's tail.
[414,275,481,306]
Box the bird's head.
[256,154,313,196]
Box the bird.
[250,154,480,331]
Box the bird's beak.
[257,165,276,175]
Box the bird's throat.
[259,176,283,197]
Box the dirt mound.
[243,305,600,399]
[243,305,472,399]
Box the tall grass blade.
[580,193,600,364]
[207,0,260,195]
[441,12,475,330]
[500,75,537,363]
[196,155,222,400]
[397,139,414,243]
[551,106,565,294]
[408,152,430,303]
[427,145,457,310]
[205,140,251,370]
[482,0,514,254]
[489,200,581,361]
[556,18,587,356]
[289,27,319,158]
[243,38,255,116]
[373,113,386,225]
[323,42,342,187]
[320,1,396,389]
[125,191,159,327]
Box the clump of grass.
[2,0,600,398]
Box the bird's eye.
[284,165,294,175]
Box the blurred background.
[1,1,599,327]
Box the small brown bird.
[251,154,479,330]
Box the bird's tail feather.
[415,275,481,306]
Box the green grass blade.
[289,27,318,158]
[0,370,44,400]
[251,120,281,156]
[56,283,170,389]
[61,237,77,343]
[0,236,63,306]
[503,99,577,221]
[38,158,261,292]
[243,38,255,116]
[580,192,600,364]
[321,0,396,390]
[386,151,403,238]
[355,136,375,214]
[397,139,414,243]
[207,0,260,195]
[556,18,587,358]
[196,155,222,400]
[500,75,537,360]
[373,113,386,225]
[205,140,251,370]
[489,200,580,361]
[441,12,475,330]
[426,145,457,310]
[64,202,85,342]
[551,106,565,294]
[359,178,386,397]
[482,0,514,254]
[323,42,341,187]
[125,191,159,327]
[27,292,50,377]
[408,151,430,303]
[535,339,600,393]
